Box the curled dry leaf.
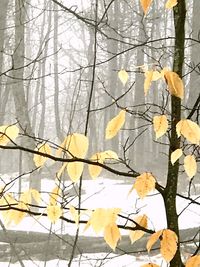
[165,0,178,9]
[140,0,152,15]
[118,69,129,85]
[171,148,183,165]
[105,110,126,139]
[176,119,200,145]
[164,71,184,99]
[184,155,197,179]
[153,115,168,139]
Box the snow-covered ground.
[0,176,199,266]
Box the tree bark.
[163,1,186,267]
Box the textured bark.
[163,1,186,267]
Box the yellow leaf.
[184,155,197,179]
[152,71,162,81]
[105,110,126,139]
[49,186,61,205]
[89,150,118,179]
[47,205,62,224]
[144,70,153,96]
[9,202,27,225]
[30,189,41,204]
[89,152,104,179]
[185,255,200,267]
[57,162,67,179]
[176,119,200,145]
[147,230,163,252]
[118,69,129,85]
[140,0,152,15]
[141,264,160,267]
[129,214,148,244]
[153,115,168,139]
[171,148,183,165]
[0,125,19,145]
[104,223,121,250]
[165,0,178,9]
[34,143,51,168]
[67,162,84,182]
[69,205,79,225]
[90,208,120,234]
[164,71,184,99]
[133,172,156,199]
[64,133,89,158]
[160,229,178,262]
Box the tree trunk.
[163,1,186,266]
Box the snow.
[0,176,199,266]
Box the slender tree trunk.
[163,1,186,266]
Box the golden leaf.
[105,110,126,139]
[89,150,118,179]
[165,0,178,9]
[57,162,67,179]
[144,70,153,96]
[129,214,148,244]
[147,230,163,252]
[0,125,19,146]
[104,223,121,250]
[67,162,84,182]
[141,264,160,267]
[152,71,162,81]
[33,143,51,168]
[164,71,184,99]
[176,119,200,145]
[118,69,129,85]
[30,189,41,204]
[185,255,200,267]
[49,186,61,206]
[184,155,197,179]
[133,172,156,199]
[65,133,89,158]
[69,205,79,225]
[88,152,104,179]
[47,205,62,224]
[171,148,183,165]
[160,229,178,262]
[153,115,168,139]
[140,0,152,15]
[8,202,27,225]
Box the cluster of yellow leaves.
[88,150,118,179]
[0,189,41,225]
[57,133,89,182]
[34,142,51,168]
[147,229,178,262]
[129,214,148,243]
[85,208,121,250]
[105,110,126,139]
[185,255,200,267]
[144,67,184,99]
[129,172,156,199]
[0,125,19,145]
[140,0,177,15]
[176,119,200,145]
[118,69,129,85]
[171,149,197,179]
